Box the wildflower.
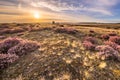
[96,45,120,61]
[83,41,96,50]
[109,36,120,45]
[8,41,40,56]
[84,37,98,44]
[0,53,18,69]
[0,38,21,53]
[101,34,109,40]
[104,41,118,50]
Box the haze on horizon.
[0,0,120,23]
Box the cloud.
[0,12,22,15]
[28,0,119,16]
[0,0,20,6]
[0,0,119,23]
[0,0,119,16]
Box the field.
[0,23,120,80]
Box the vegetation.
[0,23,120,80]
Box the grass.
[0,23,120,80]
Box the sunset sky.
[0,0,120,23]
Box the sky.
[0,0,120,23]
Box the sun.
[33,11,41,19]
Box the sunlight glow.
[34,11,41,19]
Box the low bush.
[0,24,9,28]
[0,36,6,39]
[22,26,32,31]
[10,28,25,33]
[84,37,98,44]
[83,41,96,50]
[96,45,120,61]
[0,38,21,53]
[54,27,78,34]
[89,30,95,33]
[104,41,118,50]
[0,28,25,34]
[101,34,109,40]
[109,36,120,45]
[0,38,40,69]
[8,41,40,56]
[0,53,18,69]
[0,29,11,34]
[108,32,117,36]
[116,46,120,52]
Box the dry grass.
[0,23,120,80]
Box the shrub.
[0,38,21,53]
[116,46,120,52]
[8,41,40,56]
[0,24,9,28]
[0,29,11,34]
[0,28,25,34]
[89,30,95,33]
[0,36,6,39]
[54,27,78,34]
[96,45,120,61]
[84,37,98,44]
[0,38,40,69]
[0,53,19,69]
[16,33,24,36]
[59,25,64,27]
[109,36,120,45]
[22,26,32,31]
[10,28,25,33]
[101,34,109,40]
[104,41,118,50]
[88,33,96,37]
[108,32,117,36]
[83,41,96,50]
[38,27,52,31]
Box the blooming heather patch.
[109,36,120,45]
[0,53,19,69]
[10,28,25,33]
[54,27,78,34]
[0,29,11,34]
[0,36,6,39]
[8,41,40,56]
[0,28,25,35]
[84,37,98,44]
[101,34,109,40]
[116,46,120,52]
[0,38,21,53]
[96,45,120,61]
[83,41,96,50]
[104,41,118,50]
[0,38,40,69]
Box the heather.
[109,36,120,45]
[0,54,18,69]
[0,38,21,53]
[54,27,78,34]
[83,41,96,50]
[0,23,120,80]
[0,37,40,70]
[96,45,120,61]
[8,41,40,56]
[84,37,98,44]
